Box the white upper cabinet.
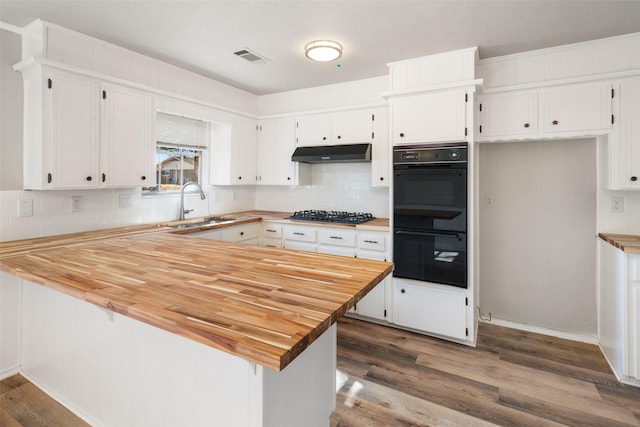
[210,115,257,186]
[392,90,467,145]
[45,69,100,189]
[621,78,640,189]
[477,91,538,140]
[101,84,155,187]
[331,109,374,144]
[540,83,612,134]
[295,114,332,146]
[478,83,613,142]
[296,109,375,147]
[20,65,154,190]
[371,107,390,187]
[256,117,310,186]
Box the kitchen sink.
[169,217,236,229]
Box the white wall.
[479,139,597,336]
[0,29,23,191]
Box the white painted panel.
[544,51,562,81]
[102,46,132,81]
[436,51,465,84]
[61,33,101,72]
[317,245,356,257]
[417,60,437,88]
[481,61,502,88]
[630,34,640,70]
[0,272,21,379]
[561,46,593,78]
[630,282,640,379]
[45,27,63,62]
[515,54,544,84]
[594,38,630,74]
[318,228,356,247]
[501,59,517,87]
[129,53,150,86]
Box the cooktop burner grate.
[288,210,375,225]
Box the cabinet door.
[211,115,257,185]
[477,92,538,140]
[393,90,467,145]
[231,116,257,185]
[623,78,640,189]
[48,71,100,189]
[355,251,387,321]
[331,110,373,144]
[393,279,467,340]
[220,223,260,242]
[256,117,303,185]
[629,256,640,379]
[296,114,331,146]
[102,84,155,187]
[541,83,612,134]
[371,108,390,187]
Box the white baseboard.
[0,365,21,381]
[479,317,599,345]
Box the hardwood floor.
[331,317,640,427]
[2,319,639,426]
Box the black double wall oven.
[393,144,468,288]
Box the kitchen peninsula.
[0,221,393,427]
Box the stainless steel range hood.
[291,143,372,163]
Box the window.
[143,113,209,194]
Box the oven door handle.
[395,230,464,241]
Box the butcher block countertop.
[0,217,393,371]
[599,233,640,255]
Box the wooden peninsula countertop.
[599,233,640,255]
[0,221,393,371]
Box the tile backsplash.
[0,163,388,241]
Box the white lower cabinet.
[392,278,468,341]
[598,241,640,385]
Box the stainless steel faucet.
[179,181,206,220]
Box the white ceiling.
[2,1,640,95]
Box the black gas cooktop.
[288,210,375,225]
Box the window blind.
[156,112,209,150]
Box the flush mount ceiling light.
[304,40,343,62]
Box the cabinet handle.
[240,231,244,236]
[337,135,341,139]
[102,173,106,182]
[266,229,277,233]
[552,120,559,125]
[238,176,242,180]
[48,173,52,184]
[330,236,343,240]
[86,176,92,181]
[401,289,406,294]
[293,232,305,236]
[631,176,638,182]
[524,123,530,128]
[363,240,379,244]
[322,137,327,140]
[379,177,384,181]
[141,176,146,181]
[399,132,405,138]
[287,177,291,180]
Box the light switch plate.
[18,199,33,217]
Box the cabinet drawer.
[284,227,317,242]
[284,241,317,252]
[318,245,356,258]
[262,223,283,238]
[220,223,259,242]
[262,237,283,248]
[358,233,387,252]
[318,229,356,247]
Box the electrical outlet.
[611,196,625,213]
[18,199,33,217]
[483,194,494,208]
[71,196,83,213]
[119,193,133,208]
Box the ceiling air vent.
[233,48,268,64]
